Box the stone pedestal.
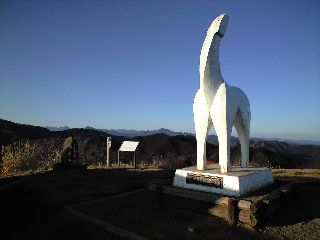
[173,165,273,197]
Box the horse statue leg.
[193,90,212,170]
[233,100,250,168]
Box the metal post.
[106,137,111,167]
[106,145,109,167]
[133,151,136,169]
[118,150,120,167]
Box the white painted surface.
[174,13,273,196]
[194,13,251,173]
[173,166,274,197]
[119,141,139,152]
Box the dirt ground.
[262,171,320,240]
[0,168,319,240]
[0,168,173,240]
[71,189,270,240]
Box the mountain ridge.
[2,119,319,145]
[45,124,320,146]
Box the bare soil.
[262,173,320,240]
[0,168,319,240]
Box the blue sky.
[0,0,319,140]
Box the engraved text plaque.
[186,173,223,188]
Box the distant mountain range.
[46,125,320,145]
[250,137,320,146]
[1,118,320,172]
[46,126,70,131]
[46,126,187,137]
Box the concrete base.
[173,165,274,197]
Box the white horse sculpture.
[193,14,251,173]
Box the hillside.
[0,119,54,145]
[1,118,319,176]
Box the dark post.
[0,144,2,174]
[133,151,136,169]
[118,150,120,167]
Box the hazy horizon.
[1,1,319,141]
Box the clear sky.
[1,0,319,140]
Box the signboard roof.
[119,141,139,152]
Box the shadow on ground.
[0,168,173,240]
[0,175,26,187]
[265,182,320,228]
[0,168,319,240]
